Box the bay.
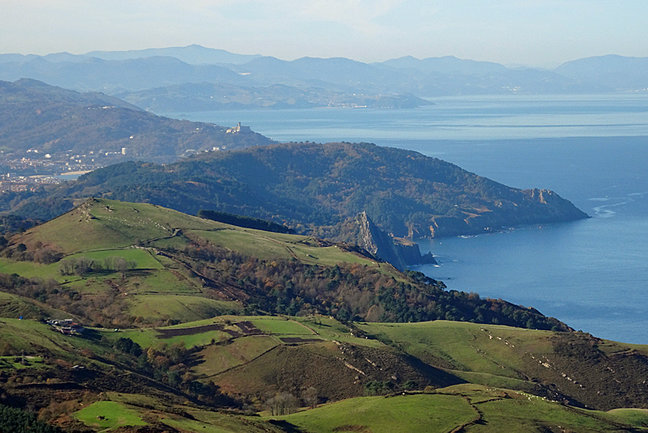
[166,94,648,343]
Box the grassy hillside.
[1,198,646,432]
[2,316,648,432]
[0,198,567,330]
[359,321,648,410]
[274,384,648,433]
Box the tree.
[302,386,318,408]
[267,392,299,415]
[114,257,128,280]
[113,337,142,357]
[33,247,62,264]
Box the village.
[0,147,131,192]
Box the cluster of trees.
[0,404,62,433]
[0,240,63,265]
[1,242,62,264]
[180,241,569,331]
[111,337,237,407]
[0,214,39,237]
[266,392,299,415]
[59,256,136,277]
[364,380,395,396]
[0,272,60,306]
[266,386,318,415]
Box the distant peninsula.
[6,141,588,242]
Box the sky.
[1,0,646,67]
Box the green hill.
[2,198,645,432]
[8,141,587,238]
[0,198,566,330]
[1,316,648,432]
[274,384,648,433]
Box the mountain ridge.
[3,49,645,114]
[5,141,588,240]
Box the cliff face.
[354,212,436,270]
[428,188,588,238]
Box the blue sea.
[167,94,648,343]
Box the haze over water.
[172,94,648,343]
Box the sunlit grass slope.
[275,384,648,433]
[0,198,385,325]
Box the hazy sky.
[1,0,646,67]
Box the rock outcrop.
[330,212,436,270]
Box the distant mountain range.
[1,46,646,112]
[555,54,648,91]
[115,82,431,111]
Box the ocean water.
[168,94,648,343]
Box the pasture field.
[250,316,315,335]
[86,392,285,433]
[272,392,476,433]
[359,320,554,373]
[0,248,168,286]
[127,295,241,324]
[294,316,386,348]
[65,248,164,269]
[275,384,648,433]
[193,335,280,377]
[607,408,648,428]
[189,228,377,267]
[0,258,63,281]
[122,268,202,294]
[74,401,147,430]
